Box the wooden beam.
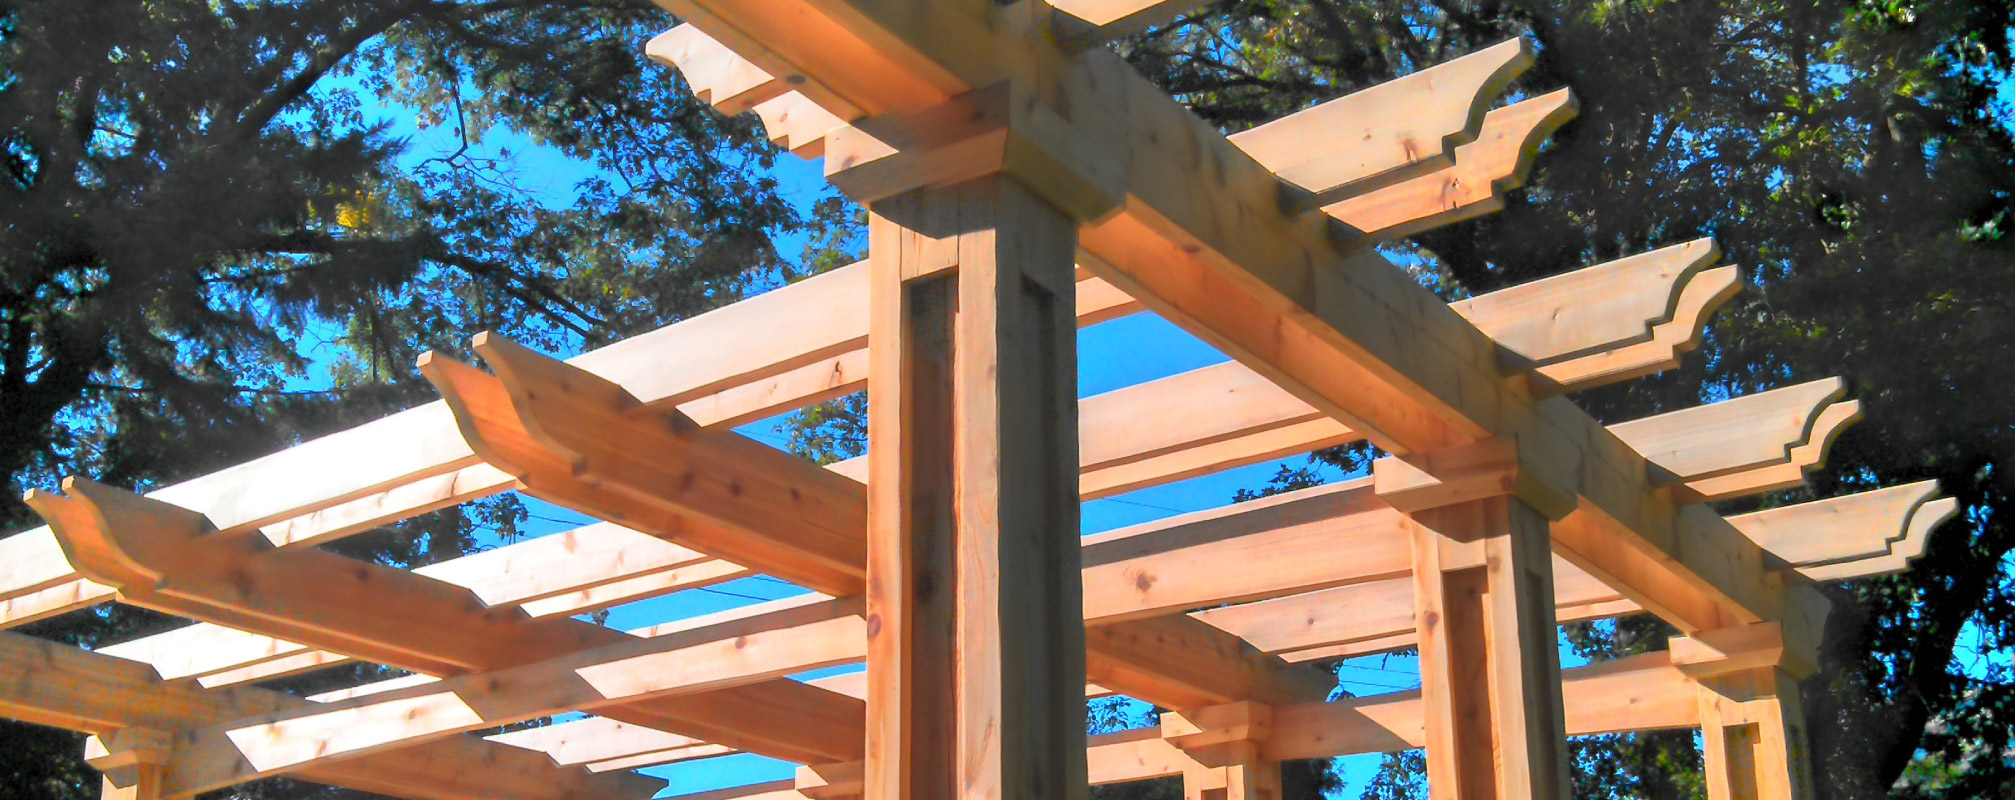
[1789,491,1955,582]
[0,576,115,628]
[424,332,1332,714]
[1321,89,1578,238]
[1228,39,1534,198]
[646,25,789,114]
[1194,482,1949,661]
[1086,614,1332,711]
[422,337,869,596]
[1684,399,1863,502]
[665,651,1702,800]
[1607,379,1846,488]
[0,632,660,800]
[101,377,1871,694]
[671,25,1537,202]
[1080,477,1402,624]
[157,598,865,798]
[1447,239,1735,391]
[25,478,867,767]
[0,193,1737,627]
[1048,0,1213,42]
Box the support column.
[1163,702,1280,800]
[1671,624,1818,800]
[1374,440,1575,800]
[864,173,1087,800]
[85,728,173,800]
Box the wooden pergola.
[0,2,1959,799]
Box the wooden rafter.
[1321,88,1578,238]
[80,359,1870,696]
[26,479,869,768]
[0,224,1736,630]
[490,481,1939,773]
[149,598,865,798]
[44,463,1942,792]
[1199,481,1950,664]
[647,651,1700,800]
[0,631,661,800]
[420,333,1335,714]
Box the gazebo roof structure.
[0,3,1960,800]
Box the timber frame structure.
[0,2,1961,800]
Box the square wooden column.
[1697,670,1815,800]
[1671,624,1819,800]
[1375,441,1575,800]
[865,174,1088,800]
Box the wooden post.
[1671,624,1819,800]
[865,174,1087,800]
[85,729,173,800]
[1163,702,1280,800]
[1375,441,1575,800]
[1696,669,1815,800]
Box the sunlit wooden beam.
[0,631,661,800]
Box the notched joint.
[1371,437,1577,519]
[827,82,1125,222]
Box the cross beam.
[0,631,660,800]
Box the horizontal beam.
[1047,1,1213,42]
[98,360,1855,692]
[1320,88,1577,238]
[669,25,1536,204]
[27,478,869,767]
[0,198,1732,628]
[666,651,1699,800]
[478,477,1943,771]
[1226,38,1533,198]
[181,610,1704,800]
[0,632,660,800]
[424,333,1334,712]
[1192,481,1951,661]
[1735,481,1957,580]
[158,598,865,798]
